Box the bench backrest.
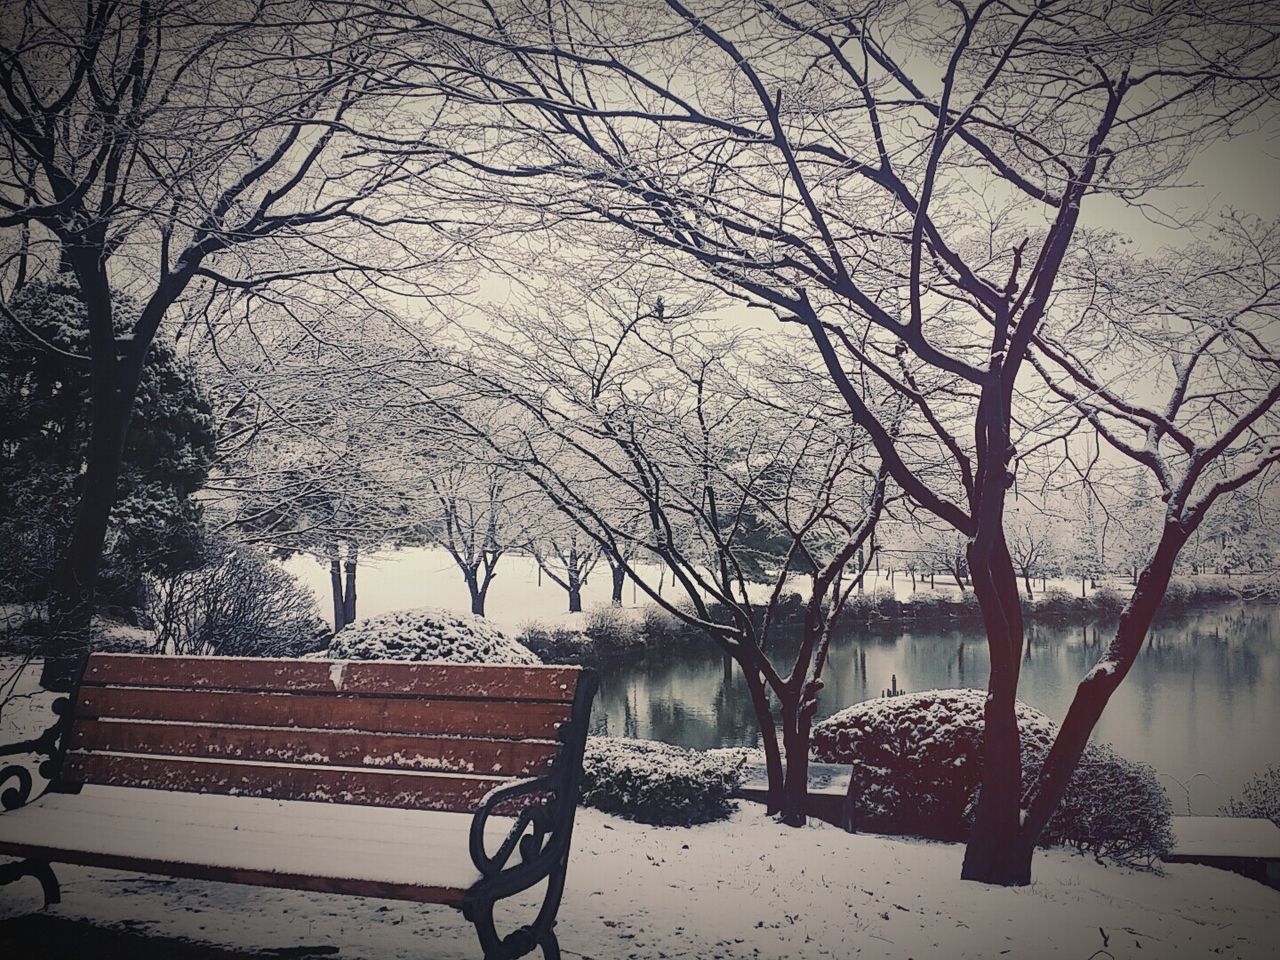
[62,654,592,813]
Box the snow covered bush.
[582,605,644,651]
[517,622,594,663]
[1032,587,1085,619]
[329,608,541,664]
[581,737,745,826]
[639,605,684,646]
[842,586,898,620]
[813,688,1173,866]
[813,688,1057,839]
[1090,584,1128,615]
[1221,765,1280,826]
[1034,743,1173,868]
[147,544,326,657]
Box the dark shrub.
[582,605,644,651]
[902,590,957,619]
[1033,742,1173,868]
[517,622,594,664]
[639,604,685,646]
[1032,587,1085,619]
[581,737,744,826]
[842,586,898,620]
[1090,585,1128,616]
[146,545,325,657]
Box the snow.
[327,607,540,665]
[0,785,497,891]
[1,805,1274,959]
[1171,816,1280,859]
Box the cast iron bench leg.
[0,858,60,907]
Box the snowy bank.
[1,806,1274,959]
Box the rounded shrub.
[581,737,744,826]
[1032,586,1088,619]
[1033,742,1173,868]
[813,688,1173,867]
[328,607,540,664]
[812,688,1057,839]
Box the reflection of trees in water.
[593,604,1278,747]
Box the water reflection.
[592,604,1280,815]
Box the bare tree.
[531,525,602,615]
[1018,216,1280,862]
[393,0,1279,882]
[196,295,440,632]
[426,459,539,617]
[409,281,891,825]
[0,0,440,684]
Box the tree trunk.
[610,563,625,606]
[41,265,141,689]
[568,550,583,613]
[1023,571,1033,598]
[740,665,783,816]
[962,523,1029,885]
[342,543,358,627]
[1012,527,1186,878]
[778,694,812,827]
[328,543,344,633]
[465,569,486,617]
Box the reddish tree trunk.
[1012,526,1187,876]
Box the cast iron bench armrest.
[469,775,567,887]
[0,695,74,811]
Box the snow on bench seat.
[1169,817,1280,860]
[0,785,511,902]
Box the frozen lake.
[286,547,1279,816]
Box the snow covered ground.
[1,806,1275,959]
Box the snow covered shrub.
[147,545,325,657]
[1033,743,1173,868]
[582,605,644,651]
[813,688,1173,864]
[1033,587,1084,619]
[842,586,898,620]
[812,689,1058,839]
[1221,765,1280,826]
[94,619,158,654]
[517,622,594,664]
[639,605,685,646]
[902,590,945,616]
[581,737,744,826]
[1089,585,1128,616]
[328,607,541,664]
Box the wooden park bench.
[0,653,597,960]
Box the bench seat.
[0,784,514,902]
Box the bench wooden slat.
[83,655,581,702]
[63,753,522,812]
[76,686,571,739]
[70,719,559,776]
